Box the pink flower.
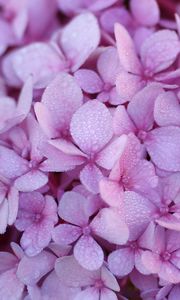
[0,242,56,299]
[74,46,123,105]
[52,191,129,270]
[0,76,33,134]
[57,0,118,16]
[115,23,180,100]
[100,133,158,200]
[2,13,100,88]
[48,100,127,193]
[15,192,58,256]
[141,224,180,284]
[55,255,120,300]
[113,85,180,172]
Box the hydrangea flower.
[55,255,120,300]
[15,192,58,256]
[115,23,180,100]
[52,191,129,270]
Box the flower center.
[137,130,147,141]
[82,225,91,236]
[94,279,104,290]
[129,241,138,250]
[103,83,112,92]
[161,251,171,261]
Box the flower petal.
[154,91,180,127]
[130,0,160,26]
[145,126,180,172]
[108,248,134,276]
[40,73,83,138]
[61,13,100,71]
[70,100,113,154]
[80,164,104,194]
[140,30,180,73]
[91,208,129,245]
[74,69,103,94]
[74,235,104,270]
[96,135,128,170]
[114,23,142,74]
[17,251,56,285]
[58,191,90,226]
[52,224,81,245]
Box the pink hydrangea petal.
[70,100,113,154]
[116,71,144,101]
[12,9,28,39]
[117,133,142,176]
[124,191,156,240]
[128,160,158,193]
[34,103,58,138]
[20,220,53,256]
[55,255,98,287]
[16,76,33,122]
[100,8,132,34]
[13,43,64,87]
[135,250,151,275]
[99,179,124,208]
[49,139,87,157]
[101,266,120,292]
[127,84,163,131]
[138,222,156,250]
[0,199,8,234]
[14,170,48,192]
[57,0,84,15]
[0,20,15,55]
[97,47,121,84]
[141,251,161,274]
[168,286,180,300]
[58,191,90,226]
[89,0,118,11]
[158,262,180,284]
[0,252,17,274]
[90,208,129,245]
[156,214,180,231]
[130,0,160,26]
[74,287,99,300]
[17,251,56,285]
[100,288,118,300]
[114,23,142,74]
[74,69,103,94]
[154,91,180,127]
[27,0,57,39]
[108,248,134,276]
[96,135,128,170]
[52,224,82,245]
[166,231,180,254]
[80,164,104,194]
[113,105,136,136]
[2,52,22,87]
[40,143,85,172]
[61,13,100,71]
[41,73,83,137]
[15,191,46,235]
[0,269,24,300]
[130,269,158,292]
[145,126,180,172]
[140,30,180,73]
[74,235,104,270]
[41,271,80,300]
[7,186,19,226]
[0,146,28,179]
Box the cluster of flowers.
[0,0,180,299]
